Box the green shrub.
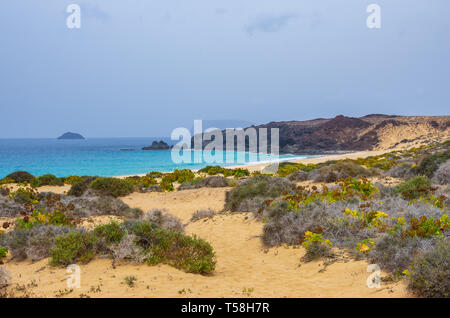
[147,171,163,178]
[64,175,84,185]
[90,177,134,197]
[31,174,64,187]
[93,222,126,244]
[407,241,449,298]
[50,231,98,266]
[311,161,378,182]
[223,168,250,179]
[5,171,35,183]
[130,221,215,274]
[145,229,215,274]
[396,176,433,200]
[124,175,157,188]
[9,186,39,204]
[160,177,174,192]
[67,176,97,197]
[198,166,224,175]
[0,178,14,185]
[0,247,7,259]
[413,150,450,177]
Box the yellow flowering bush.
[356,238,375,254]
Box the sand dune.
[4,187,409,298]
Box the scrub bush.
[30,174,64,187]
[433,160,450,185]
[225,175,295,211]
[310,161,378,183]
[5,171,35,183]
[50,231,98,266]
[67,176,97,197]
[412,149,450,177]
[90,178,134,197]
[143,209,184,232]
[407,241,450,298]
[396,176,434,200]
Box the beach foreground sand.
[4,184,409,298]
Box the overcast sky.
[0,0,449,138]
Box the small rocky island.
[57,132,85,140]
[142,140,171,150]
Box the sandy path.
[4,187,409,298]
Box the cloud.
[246,14,298,35]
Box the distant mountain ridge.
[192,114,450,154]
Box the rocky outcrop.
[57,132,85,140]
[142,141,171,150]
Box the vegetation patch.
[30,174,64,187]
[90,177,134,197]
[5,171,35,183]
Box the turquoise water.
[0,138,310,178]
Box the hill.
[193,114,449,154]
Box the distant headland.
[57,132,85,140]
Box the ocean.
[0,138,311,178]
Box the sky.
[0,0,449,138]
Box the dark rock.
[58,132,85,140]
[142,140,171,150]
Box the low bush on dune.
[287,170,309,182]
[160,176,175,192]
[190,209,217,222]
[0,248,7,260]
[300,231,333,262]
[412,149,450,178]
[67,176,97,196]
[433,159,450,185]
[368,234,432,275]
[407,241,450,298]
[5,171,35,183]
[161,169,195,184]
[93,221,126,245]
[198,165,224,175]
[277,162,318,177]
[396,176,434,200]
[385,163,415,179]
[0,229,31,260]
[124,175,157,190]
[146,171,163,178]
[25,225,72,261]
[90,177,134,197]
[143,209,184,232]
[0,178,14,186]
[178,176,230,191]
[310,161,379,183]
[63,175,84,185]
[198,166,250,179]
[50,231,98,265]
[9,186,39,204]
[30,174,64,187]
[225,175,295,212]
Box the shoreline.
[118,149,394,178]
